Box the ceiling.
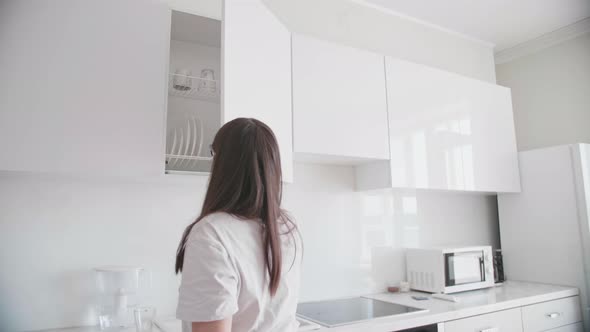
[359,0,590,51]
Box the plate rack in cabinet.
[165,10,221,174]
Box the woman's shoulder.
[190,212,259,239]
[190,212,230,233]
[198,212,258,228]
[191,212,298,241]
[198,211,237,224]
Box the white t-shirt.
[176,212,301,332]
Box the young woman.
[175,118,301,332]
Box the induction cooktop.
[297,297,427,328]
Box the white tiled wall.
[286,164,500,301]
[0,164,499,331]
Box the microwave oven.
[406,246,495,294]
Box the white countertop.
[304,281,579,332]
[36,281,578,332]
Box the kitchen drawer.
[444,308,523,332]
[544,322,584,332]
[521,296,582,332]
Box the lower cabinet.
[543,323,584,332]
[444,308,523,332]
[443,296,583,332]
[521,297,583,332]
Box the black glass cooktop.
[297,297,427,327]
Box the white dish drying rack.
[168,73,219,102]
[166,116,212,171]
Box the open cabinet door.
[222,0,294,182]
[0,0,169,176]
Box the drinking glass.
[133,306,156,332]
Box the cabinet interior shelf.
[168,73,219,102]
[165,170,211,176]
[165,154,212,161]
[165,154,213,173]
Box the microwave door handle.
[479,257,485,281]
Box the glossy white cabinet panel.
[359,57,520,192]
[222,0,293,182]
[444,308,523,332]
[572,143,590,327]
[291,34,390,163]
[521,297,582,332]
[0,0,169,176]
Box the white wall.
[496,33,590,151]
[0,173,202,332]
[0,165,499,331]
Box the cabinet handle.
[479,328,499,332]
[546,312,561,319]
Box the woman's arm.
[191,317,232,332]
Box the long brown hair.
[175,118,298,296]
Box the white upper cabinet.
[0,0,170,176]
[291,34,390,164]
[357,57,520,193]
[0,0,294,181]
[223,0,294,182]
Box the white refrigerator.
[498,143,590,330]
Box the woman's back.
[175,118,301,331]
[177,212,301,332]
